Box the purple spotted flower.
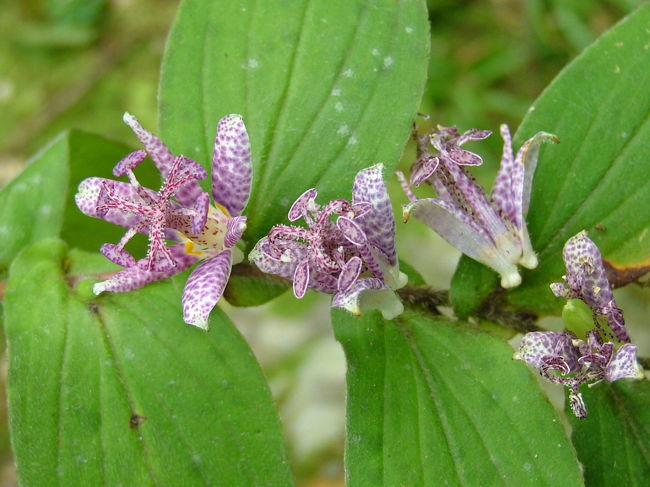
[399,124,557,288]
[75,112,252,329]
[249,164,407,319]
[514,232,642,418]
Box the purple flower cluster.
[249,164,406,319]
[515,232,642,418]
[399,124,557,288]
[75,113,252,329]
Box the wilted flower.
[514,232,642,418]
[75,113,252,329]
[399,124,557,288]
[249,164,407,319]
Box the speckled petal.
[338,256,362,292]
[447,148,482,166]
[249,237,338,294]
[100,243,136,267]
[224,215,247,249]
[352,164,397,265]
[515,331,580,371]
[456,128,491,145]
[605,344,641,382]
[113,150,147,177]
[337,216,367,246]
[410,155,439,186]
[182,250,232,330]
[560,231,629,342]
[212,114,252,216]
[94,243,198,295]
[75,177,149,229]
[192,192,210,235]
[123,113,204,207]
[292,260,310,299]
[123,112,175,175]
[491,124,524,229]
[289,188,318,221]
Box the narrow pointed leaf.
[4,239,293,486]
[159,0,430,246]
[332,309,583,487]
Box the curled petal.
[113,150,147,177]
[224,215,247,249]
[94,243,198,295]
[410,155,439,186]
[337,216,367,246]
[352,164,397,265]
[249,237,338,294]
[515,331,580,371]
[288,188,317,222]
[447,148,482,166]
[292,260,310,299]
[351,201,373,218]
[519,130,559,215]
[332,278,403,320]
[338,256,362,292]
[212,114,252,216]
[183,250,232,330]
[568,390,588,419]
[100,243,136,268]
[456,128,491,145]
[192,192,210,235]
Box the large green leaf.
[332,309,583,487]
[451,5,650,315]
[569,380,650,487]
[4,239,293,486]
[159,0,430,245]
[0,130,159,273]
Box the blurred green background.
[0,1,646,486]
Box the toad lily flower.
[514,232,642,418]
[399,124,557,288]
[75,112,252,330]
[249,164,407,319]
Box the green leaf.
[569,380,650,487]
[4,239,293,486]
[332,309,584,487]
[159,0,430,245]
[0,134,69,271]
[223,262,289,307]
[0,130,159,273]
[508,4,650,313]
